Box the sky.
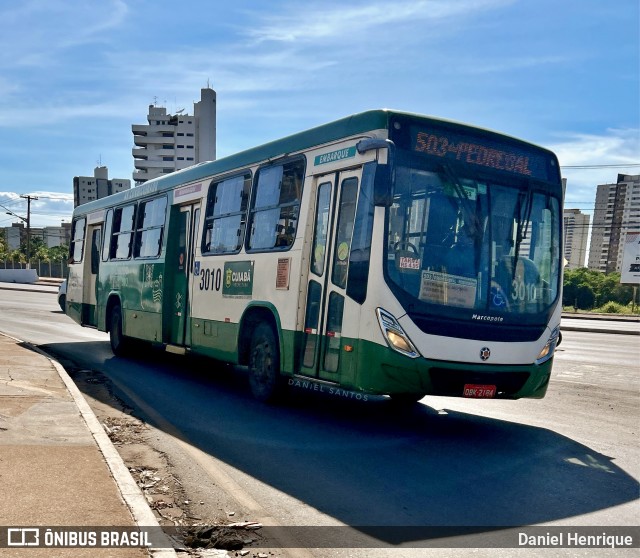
[0,0,638,228]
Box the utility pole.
[20,194,38,268]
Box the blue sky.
[0,0,638,227]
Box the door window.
[311,182,332,276]
[331,177,358,288]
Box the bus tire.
[109,304,130,357]
[248,322,285,403]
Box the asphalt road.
[0,288,638,558]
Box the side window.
[248,158,305,251]
[202,173,251,254]
[70,217,86,263]
[111,204,136,260]
[102,210,113,261]
[134,197,167,258]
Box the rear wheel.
[248,323,285,402]
[109,304,131,357]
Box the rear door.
[81,224,101,326]
[165,203,200,348]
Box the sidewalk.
[0,332,177,557]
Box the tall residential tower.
[563,209,590,269]
[132,88,217,185]
[588,174,640,273]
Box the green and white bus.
[67,110,563,403]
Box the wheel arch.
[238,302,283,367]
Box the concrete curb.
[1,332,178,558]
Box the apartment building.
[132,87,217,185]
[73,166,131,208]
[588,174,640,273]
[1,222,71,250]
[563,209,590,269]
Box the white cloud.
[464,55,569,75]
[0,192,73,228]
[0,0,128,65]
[245,0,512,43]
[548,129,640,209]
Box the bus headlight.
[376,308,420,359]
[536,326,560,365]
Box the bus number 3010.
[199,268,222,292]
[511,280,537,302]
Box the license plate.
[463,384,496,398]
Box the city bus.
[66,110,563,403]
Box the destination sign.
[411,126,554,181]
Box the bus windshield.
[385,161,561,323]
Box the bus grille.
[429,368,530,397]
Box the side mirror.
[357,139,395,207]
[373,163,394,207]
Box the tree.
[47,244,69,261]
[575,283,596,309]
[0,229,7,259]
[563,267,635,309]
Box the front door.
[300,169,362,382]
[167,203,200,347]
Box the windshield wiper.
[438,164,481,240]
[513,189,533,277]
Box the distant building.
[588,174,640,273]
[563,209,590,269]
[1,222,72,251]
[132,87,217,185]
[42,223,72,248]
[1,224,22,251]
[73,166,131,208]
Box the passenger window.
[202,173,251,254]
[134,197,167,258]
[248,158,304,251]
[110,204,136,260]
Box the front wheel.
[109,304,131,357]
[248,323,285,403]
